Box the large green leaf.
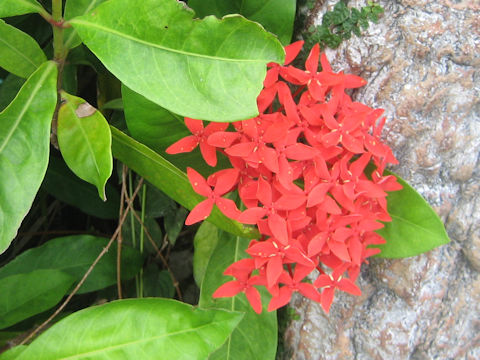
[63,0,108,50]
[0,61,57,255]
[111,126,258,239]
[199,230,277,360]
[0,0,44,18]
[0,269,75,329]
[0,345,27,359]
[14,298,243,360]
[189,0,296,45]
[0,235,143,294]
[0,19,47,78]
[70,0,284,122]
[57,92,113,200]
[42,156,120,219]
[122,84,230,176]
[375,171,451,258]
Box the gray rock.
[283,1,480,359]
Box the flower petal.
[187,167,211,197]
[165,136,198,154]
[213,281,243,298]
[185,199,214,225]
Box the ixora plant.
[0,0,449,359]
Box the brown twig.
[116,165,128,299]
[20,179,145,346]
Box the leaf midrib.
[0,31,39,69]
[64,100,102,179]
[70,19,272,63]
[57,321,221,360]
[0,63,53,153]
[388,214,446,239]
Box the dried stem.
[116,165,128,299]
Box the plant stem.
[139,184,146,298]
[52,0,65,62]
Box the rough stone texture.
[283,1,480,359]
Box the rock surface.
[283,1,480,359]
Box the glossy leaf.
[0,61,57,255]
[64,0,108,50]
[111,126,259,239]
[0,235,143,294]
[57,92,113,200]
[122,84,230,176]
[0,19,46,78]
[193,221,219,286]
[189,0,296,45]
[15,298,244,360]
[0,345,27,359]
[0,269,75,329]
[70,0,285,121]
[42,156,120,219]
[199,230,277,360]
[375,171,451,258]
[0,0,44,18]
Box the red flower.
[166,118,227,167]
[168,41,401,315]
[185,168,240,225]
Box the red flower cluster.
[166,41,401,314]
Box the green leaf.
[57,92,113,201]
[142,265,175,298]
[121,84,188,153]
[70,0,284,122]
[41,156,120,220]
[111,126,259,239]
[101,98,123,111]
[164,207,187,245]
[199,230,277,360]
[144,181,176,218]
[193,221,219,286]
[0,345,27,360]
[122,84,229,176]
[0,61,57,255]
[63,0,108,50]
[0,19,47,78]
[0,0,44,18]
[188,0,296,45]
[0,74,25,112]
[375,171,451,258]
[15,298,244,360]
[0,269,75,329]
[0,235,143,294]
